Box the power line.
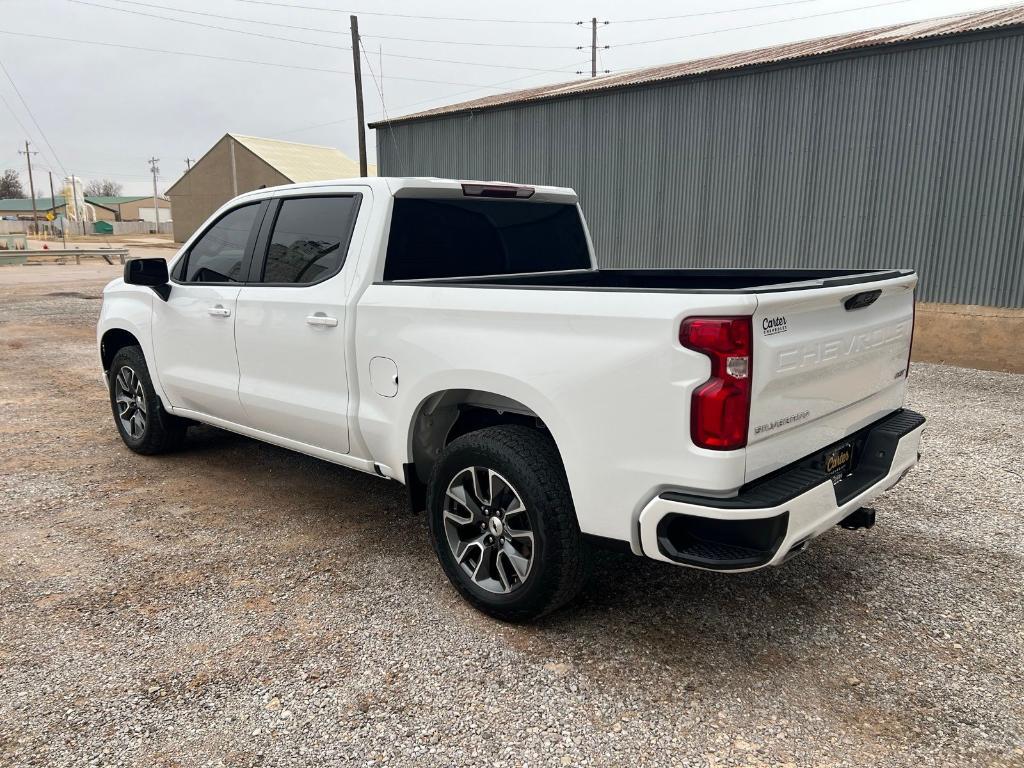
[108,0,344,34]
[0,28,341,73]
[370,57,590,116]
[275,58,590,138]
[224,0,572,24]
[0,29,546,88]
[0,59,67,177]
[360,33,573,50]
[614,0,915,47]
[108,0,938,32]
[359,38,400,167]
[613,0,833,23]
[68,0,346,46]
[0,90,33,143]
[66,0,581,74]
[31,162,155,179]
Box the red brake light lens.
[906,291,916,379]
[680,316,753,450]
[461,183,535,199]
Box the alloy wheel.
[114,365,147,439]
[443,466,535,594]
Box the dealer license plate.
[823,442,854,484]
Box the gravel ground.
[1,266,1022,767]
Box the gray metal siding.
[377,31,1024,307]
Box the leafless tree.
[84,179,123,197]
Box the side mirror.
[124,258,171,301]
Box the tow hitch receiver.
[839,507,876,530]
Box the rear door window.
[181,203,260,283]
[258,195,361,284]
[383,199,590,281]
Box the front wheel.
[427,425,587,621]
[108,345,187,454]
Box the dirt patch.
[1,266,1022,767]
[45,291,102,299]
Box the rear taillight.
[680,316,753,450]
[906,292,916,379]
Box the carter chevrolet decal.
[826,448,852,473]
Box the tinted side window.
[261,196,360,284]
[183,204,259,283]
[383,199,590,281]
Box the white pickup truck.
[98,177,925,620]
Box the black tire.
[108,345,187,455]
[427,425,588,621]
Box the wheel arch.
[100,327,143,373]
[405,388,571,508]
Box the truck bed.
[384,268,914,293]
[371,263,918,488]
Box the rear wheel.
[108,345,187,454]
[427,425,587,621]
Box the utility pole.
[48,171,65,248]
[228,139,238,196]
[69,174,78,236]
[148,156,160,234]
[350,14,368,176]
[18,141,39,236]
[576,19,609,78]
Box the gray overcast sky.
[0,0,1008,196]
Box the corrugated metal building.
[371,6,1024,310]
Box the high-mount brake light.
[461,183,535,199]
[680,316,753,450]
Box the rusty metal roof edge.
[369,4,1024,129]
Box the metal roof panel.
[229,134,376,182]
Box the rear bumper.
[638,409,925,571]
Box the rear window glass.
[383,198,590,281]
[261,195,360,284]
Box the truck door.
[151,202,263,423]
[233,192,365,455]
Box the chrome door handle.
[207,306,231,317]
[306,314,338,327]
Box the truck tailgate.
[745,273,916,483]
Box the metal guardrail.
[18,249,129,265]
